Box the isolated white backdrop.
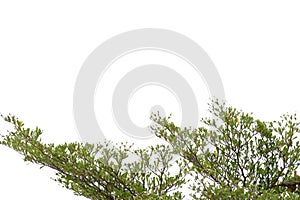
[1,1,300,199]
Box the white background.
[1,1,300,199]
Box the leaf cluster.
[0,114,186,200]
[151,99,300,199]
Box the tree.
[1,99,300,199]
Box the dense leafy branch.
[151,99,300,199]
[0,114,186,200]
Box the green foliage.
[1,99,300,199]
[0,114,186,200]
[151,99,300,199]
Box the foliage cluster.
[1,100,300,199]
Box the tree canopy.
[1,100,300,199]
